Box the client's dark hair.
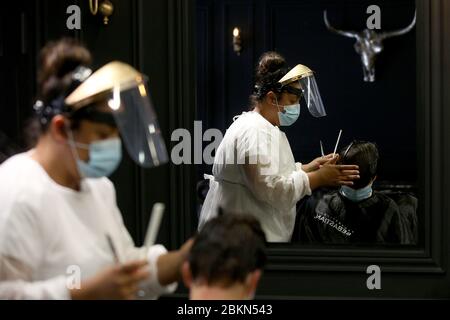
[250,51,289,108]
[339,141,379,189]
[189,212,267,287]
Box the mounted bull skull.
[323,10,416,82]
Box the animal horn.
[323,10,359,39]
[380,10,416,40]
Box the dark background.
[1,0,450,299]
[196,0,417,186]
[0,0,197,259]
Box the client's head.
[339,141,379,189]
[182,211,267,300]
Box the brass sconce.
[232,27,242,55]
[89,0,114,25]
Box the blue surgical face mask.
[68,130,122,178]
[274,97,301,126]
[340,184,373,202]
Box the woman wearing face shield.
[199,52,360,242]
[0,38,192,299]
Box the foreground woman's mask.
[68,135,122,178]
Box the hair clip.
[72,66,92,82]
[343,141,355,159]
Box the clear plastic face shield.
[279,64,327,117]
[107,79,168,167]
[65,62,168,168]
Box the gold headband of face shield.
[65,61,145,110]
[278,64,314,86]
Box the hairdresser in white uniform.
[0,39,192,299]
[199,52,360,242]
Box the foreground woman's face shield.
[107,80,168,168]
[279,64,327,118]
[65,61,169,168]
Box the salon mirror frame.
[258,0,448,276]
[176,0,450,297]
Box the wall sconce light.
[89,0,114,25]
[232,27,242,55]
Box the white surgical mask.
[340,184,373,202]
[273,97,301,126]
[67,129,122,178]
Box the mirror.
[194,0,418,246]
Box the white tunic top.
[199,111,312,242]
[0,152,176,299]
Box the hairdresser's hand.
[179,238,195,260]
[70,260,150,300]
[156,238,195,286]
[302,154,336,172]
[307,163,360,190]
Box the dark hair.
[36,38,92,131]
[189,212,267,287]
[250,52,288,107]
[338,141,379,189]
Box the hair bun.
[38,38,92,103]
[256,51,286,78]
[251,51,288,102]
